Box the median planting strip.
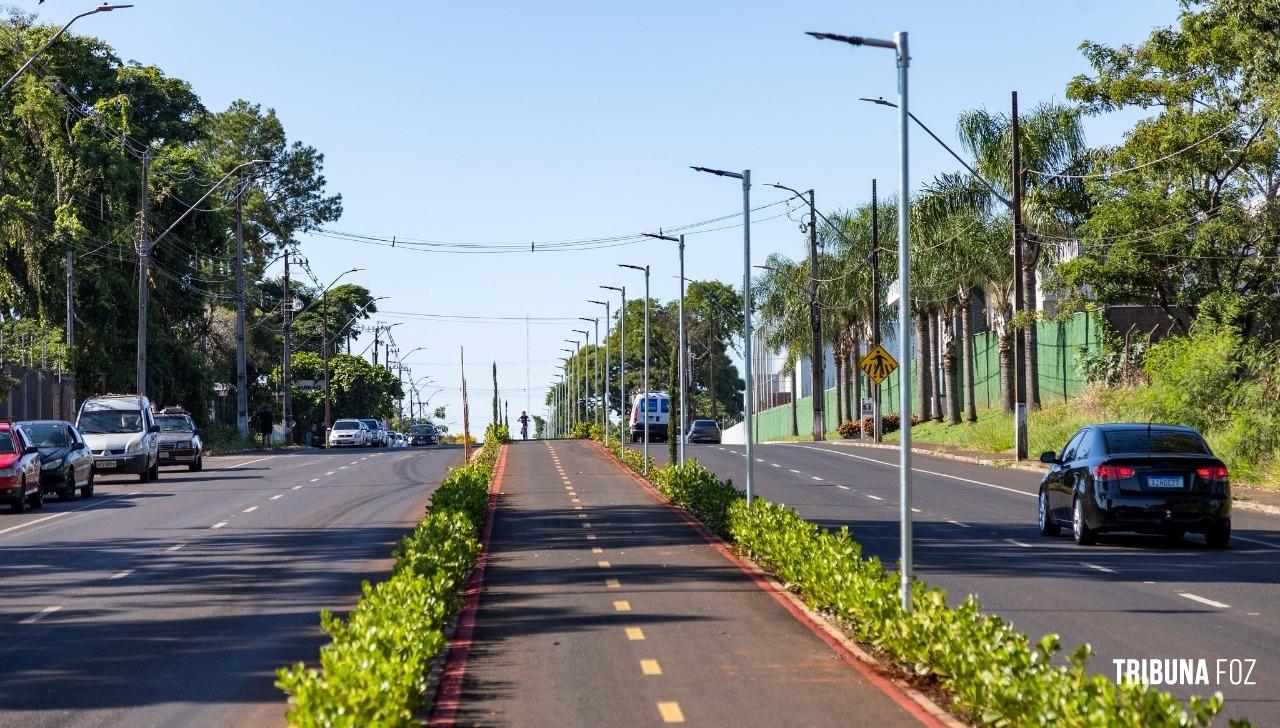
[276,425,507,727]
[595,435,1245,727]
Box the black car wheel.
[1038,490,1060,536]
[62,468,77,500]
[11,481,26,513]
[190,455,203,472]
[1164,527,1185,544]
[81,471,94,498]
[149,459,160,481]
[1205,520,1231,549]
[138,463,151,483]
[1072,496,1096,546]
[28,482,44,509]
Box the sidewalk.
[445,439,926,727]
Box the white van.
[76,395,161,482]
[628,392,670,442]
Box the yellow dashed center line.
[605,578,621,588]
[641,659,663,676]
[657,702,684,723]
[625,627,645,640]
[613,600,631,611]
[597,560,610,568]
[585,533,596,540]
[592,546,603,553]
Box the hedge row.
[601,438,1241,727]
[275,426,507,728]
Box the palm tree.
[957,101,1086,409]
[755,254,810,438]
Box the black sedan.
[19,420,95,500]
[410,424,437,447]
[1038,423,1230,547]
[686,419,722,444]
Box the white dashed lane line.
[836,485,850,490]
[947,520,972,528]
[1080,562,1116,574]
[1004,538,1033,548]
[270,494,284,501]
[1179,592,1230,609]
[109,570,133,580]
[20,605,62,624]
[211,521,228,530]
[810,476,824,482]
[242,506,258,513]
[165,543,186,552]
[865,494,884,501]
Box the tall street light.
[600,285,626,444]
[765,183,825,441]
[859,94,1027,459]
[642,231,688,465]
[573,328,592,431]
[809,28,914,611]
[618,264,650,473]
[588,300,611,447]
[394,346,425,424]
[691,165,753,502]
[563,341,580,428]
[0,4,134,96]
[321,267,362,447]
[580,317,602,439]
[138,158,267,395]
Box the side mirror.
[24,446,38,455]
[1039,451,1057,465]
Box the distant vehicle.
[392,432,408,448]
[328,419,369,448]
[359,419,387,447]
[0,422,45,512]
[76,395,161,483]
[20,420,94,500]
[410,423,437,447]
[1039,424,1231,548]
[685,419,722,445]
[155,409,204,471]
[628,393,669,442]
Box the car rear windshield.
[155,415,193,433]
[334,421,359,430]
[411,425,433,433]
[78,410,143,434]
[692,420,716,427]
[24,423,68,447]
[1103,429,1210,455]
[360,419,379,428]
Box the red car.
[0,422,45,513]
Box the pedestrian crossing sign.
[859,344,898,385]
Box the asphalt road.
[453,439,922,727]
[0,445,461,728]
[644,439,1280,725]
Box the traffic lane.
[0,447,461,728]
[684,444,1279,723]
[456,439,921,728]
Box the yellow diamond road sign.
[859,344,898,385]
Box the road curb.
[426,443,508,727]
[591,441,965,728]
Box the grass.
[882,401,1097,459]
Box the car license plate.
[159,452,170,459]
[97,460,117,468]
[1147,475,1184,489]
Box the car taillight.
[1096,465,1135,480]
[1196,466,1229,481]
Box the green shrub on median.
[275,424,506,728]
[595,434,1244,727]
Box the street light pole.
[619,265,650,473]
[809,28,913,611]
[642,231,689,465]
[691,166,753,501]
[601,285,626,446]
[321,268,362,448]
[563,342,580,428]
[766,184,824,441]
[588,300,610,447]
[0,4,133,97]
[573,328,592,430]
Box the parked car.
[359,418,387,447]
[1038,423,1231,548]
[76,395,161,483]
[410,423,437,446]
[628,392,670,442]
[0,422,45,512]
[155,409,204,471]
[20,420,94,500]
[686,419,722,444]
[328,419,369,447]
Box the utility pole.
[136,148,151,395]
[807,189,824,441]
[601,285,625,443]
[1011,91,1028,461]
[871,179,883,442]
[372,324,380,366]
[65,249,73,357]
[235,193,248,437]
[323,289,331,447]
[282,253,295,445]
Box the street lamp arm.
[859,97,1012,208]
[151,159,268,249]
[806,31,896,50]
[0,5,134,96]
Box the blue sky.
[27,0,1181,432]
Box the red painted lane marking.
[594,441,952,728]
[427,444,508,727]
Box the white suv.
[328,419,369,448]
[77,394,161,482]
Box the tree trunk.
[1022,253,1041,409]
[998,322,1015,414]
[852,338,862,433]
[834,345,844,424]
[843,334,854,425]
[789,364,798,437]
[960,290,977,423]
[929,306,943,422]
[915,309,931,422]
[944,308,961,425]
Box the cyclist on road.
[518,411,530,440]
